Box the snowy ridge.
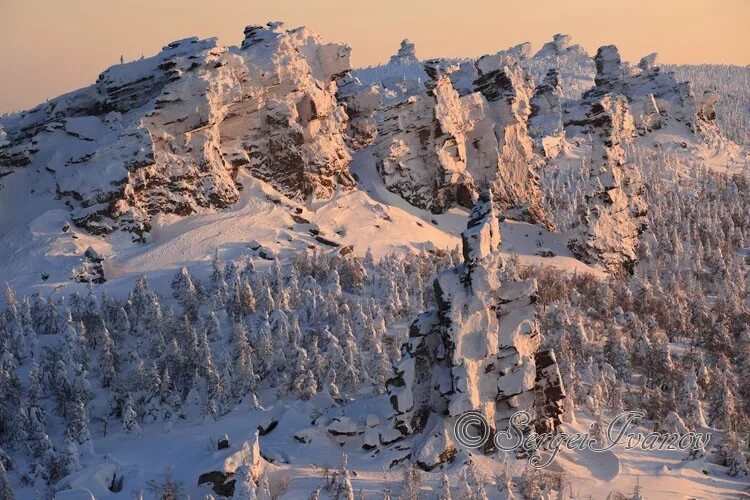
[0,23,354,239]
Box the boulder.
[327,417,361,436]
[217,434,230,450]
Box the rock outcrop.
[551,44,731,272]
[529,69,565,157]
[375,59,547,223]
[375,69,476,213]
[534,34,589,60]
[473,59,547,223]
[585,46,720,138]
[525,34,594,100]
[336,74,382,150]
[0,23,354,239]
[386,193,565,467]
[389,39,419,65]
[563,91,647,273]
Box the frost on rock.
[389,39,419,65]
[375,68,476,213]
[585,45,721,139]
[534,44,734,273]
[534,34,589,60]
[472,59,547,224]
[375,59,547,225]
[526,34,595,100]
[0,22,354,239]
[529,69,565,157]
[336,74,382,150]
[197,431,265,497]
[565,93,648,274]
[386,192,565,468]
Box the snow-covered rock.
[564,92,648,273]
[586,45,721,139]
[375,70,476,213]
[327,416,361,436]
[56,463,117,499]
[412,416,458,471]
[389,39,419,65]
[336,74,382,150]
[535,34,588,60]
[54,488,97,500]
[386,192,566,466]
[0,22,354,239]
[529,69,565,156]
[526,34,595,99]
[374,59,547,224]
[197,431,265,497]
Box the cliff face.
[553,45,726,273]
[585,46,720,138]
[565,93,648,273]
[375,71,476,213]
[374,58,547,223]
[529,69,565,157]
[0,23,354,239]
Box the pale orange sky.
[1,0,748,113]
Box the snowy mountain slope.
[0,145,597,303]
[1,27,745,284]
[15,392,749,499]
[0,23,354,240]
[3,174,749,498]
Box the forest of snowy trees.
[1,154,750,498]
[668,64,750,148]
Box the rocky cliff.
[551,45,724,273]
[0,27,737,277]
[374,57,547,223]
[0,22,354,239]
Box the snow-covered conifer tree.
[172,267,200,318]
[232,464,258,500]
[438,472,451,500]
[398,464,422,500]
[122,393,141,435]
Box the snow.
[0,21,748,500]
[0,142,600,301]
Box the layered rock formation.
[0,23,354,238]
[1,26,733,280]
[564,93,647,273]
[554,44,726,273]
[386,193,565,467]
[374,58,547,223]
[336,74,382,150]
[584,46,721,138]
[525,34,595,99]
[375,69,476,213]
